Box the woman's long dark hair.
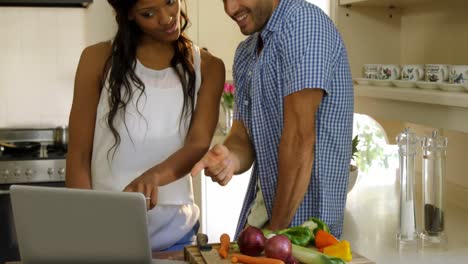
[104,0,195,158]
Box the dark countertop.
[6,250,186,264]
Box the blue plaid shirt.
[233,0,354,238]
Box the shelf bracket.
[345,4,351,17]
[388,5,395,18]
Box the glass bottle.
[420,130,448,251]
[220,102,234,135]
[396,128,419,251]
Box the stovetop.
[0,144,66,161]
[0,128,67,184]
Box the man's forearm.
[269,134,315,231]
[224,132,255,175]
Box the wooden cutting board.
[184,243,375,264]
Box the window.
[353,114,398,186]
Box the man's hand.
[123,171,160,210]
[191,144,239,186]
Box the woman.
[66,0,225,251]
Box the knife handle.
[196,233,212,251]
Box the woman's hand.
[123,171,160,210]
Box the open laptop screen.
[10,185,153,264]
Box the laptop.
[10,185,157,264]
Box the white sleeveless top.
[91,46,202,251]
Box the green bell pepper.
[276,226,313,247]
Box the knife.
[196,233,231,264]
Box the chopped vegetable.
[266,233,277,239]
[219,233,231,258]
[276,226,313,247]
[231,253,285,264]
[302,217,330,234]
[263,229,274,237]
[322,240,353,262]
[300,217,330,245]
[291,244,345,264]
[315,230,339,249]
[301,220,318,233]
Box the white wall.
[0,7,86,128]
[0,1,116,129]
[0,1,328,129]
[197,0,246,80]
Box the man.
[191,0,353,238]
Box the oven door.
[0,182,65,263]
[0,188,18,262]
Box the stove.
[0,128,66,185]
[0,128,67,262]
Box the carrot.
[315,229,339,249]
[218,233,231,258]
[230,254,285,264]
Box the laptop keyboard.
[151,259,188,264]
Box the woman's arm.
[66,42,111,189]
[123,48,225,206]
[153,49,226,185]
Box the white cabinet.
[189,0,247,80]
[84,0,116,45]
[333,0,468,205]
[184,0,199,44]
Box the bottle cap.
[396,128,419,155]
[422,130,448,149]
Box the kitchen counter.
[341,172,468,264]
[5,251,186,264]
[9,171,467,264]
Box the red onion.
[264,235,292,262]
[285,255,300,264]
[237,226,266,256]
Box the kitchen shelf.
[339,0,463,8]
[355,85,468,108]
[354,85,468,133]
[336,0,468,198]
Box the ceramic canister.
[401,64,425,81]
[425,64,449,82]
[379,64,400,80]
[363,64,380,79]
[448,65,468,84]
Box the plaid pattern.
[233,0,354,238]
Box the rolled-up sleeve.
[281,7,340,97]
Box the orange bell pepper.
[314,229,339,249]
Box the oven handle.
[0,190,10,195]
